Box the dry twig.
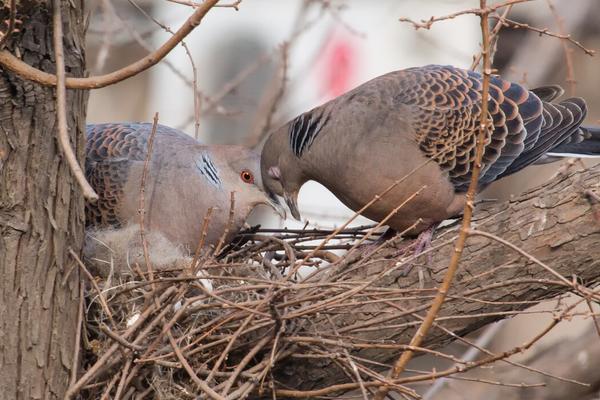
[374,4,494,398]
[52,0,98,200]
[0,0,220,89]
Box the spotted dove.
[85,123,281,251]
[261,65,600,234]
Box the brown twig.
[99,324,144,352]
[206,314,254,385]
[398,0,532,29]
[113,358,132,400]
[69,283,85,390]
[69,248,115,326]
[374,3,494,398]
[127,0,203,138]
[501,15,594,57]
[99,374,120,400]
[545,0,577,95]
[221,336,271,395]
[191,207,214,274]
[467,229,574,287]
[138,113,160,283]
[213,191,236,256]
[0,0,220,89]
[52,0,98,201]
[167,329,226,400]
[167,0,243,10]
[471,5,513,69]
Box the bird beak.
[284,191,301,221]
[266,192,287,219]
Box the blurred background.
[85,1,600,398]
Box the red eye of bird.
[240,169,254,184]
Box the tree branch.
[53,0,98,201]
[271,162,600,395]
[0,0,219,89]
[374,3,494,398]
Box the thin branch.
[127,0,202,138]
[220,336,270,396]
[398,0,533,29]
[69,248,115,326]
[52,0,98,200]
[167,330,226,400]
[374,3,494,398]
[471,5,513,69]
[467,229,574,288]
[69,283,85,390]
[167,0,243,10]
[99,324,144,352]
[113,358,132,400]
[0,0,220,89]
[138,113,159,283]
[501,15,595,57]
[545,0,577,95]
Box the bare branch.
[0,0,220,89]
[374,4,495,398]
[52,0,98,200]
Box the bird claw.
[395,226,436,284]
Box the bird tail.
[545,125,600,158]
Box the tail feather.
[547,125,600,156]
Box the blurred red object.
[319,29,358,100]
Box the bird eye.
[240,169,254,184]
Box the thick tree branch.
[272,162,600,395]
[79,158,600,399]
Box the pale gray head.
[209,144,286,219]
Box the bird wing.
[393,65,587,191]
[85,123,198,227]
[85,123,155,226]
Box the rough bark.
[0,2,87,399]
[275,164,600,392]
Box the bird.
[85,123,283,252]
[260,64,600,238]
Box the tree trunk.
[0,2,87,399]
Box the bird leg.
[397,224,437,278]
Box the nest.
[72,211,598,400]
[77,222,390,399]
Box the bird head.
[259,129,307,221]
[215,145,287,220]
